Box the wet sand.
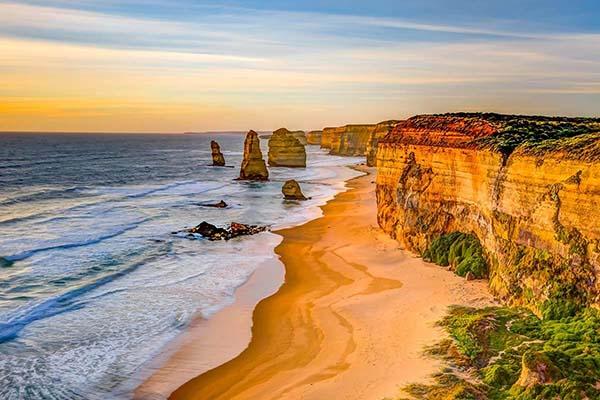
[166,167,494,400]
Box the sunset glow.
[1,0,599,132]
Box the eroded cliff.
[376,113,600,315]
[306,130,322,145]
[366,120,400,166]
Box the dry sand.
[163,167,494,400]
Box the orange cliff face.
[375,114,600,315]
[366,120,401,166]
[305,130,322,145]
[320,124,380,156]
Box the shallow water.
[0,133,362,399]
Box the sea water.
[0,133,363,399]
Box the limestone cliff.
[320,126,341,150]
[239,130,269,180]
[366,120,401,167]
[376,113,600,315]
[319,124,376,156]
[306,130,322,145]
[268,128,306,168]
[330,125,376,156]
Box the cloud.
[0,1,599,131]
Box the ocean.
[0,133,363,399]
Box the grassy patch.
[400,306,600,400]
[436,113,600,158]
[423,232,488,279]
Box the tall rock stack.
[268,128,307,167]
[306,130,323,145]
[210,140,226,166]
[239,130,269,180]
[366,120,401,167]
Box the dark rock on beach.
[176,221,268,241]
[200,200,228,208]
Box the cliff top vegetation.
[438,112,600,157]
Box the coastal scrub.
[423,232,488,279]
[401,306,600,400]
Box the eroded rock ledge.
[375,113,600,315]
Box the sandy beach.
[159,166,494,400]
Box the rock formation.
[177,221,267,241]
[210,140,226,166]
[268,128,306,167]
[306,130,322,145]
[330,124,376,156]
[366,120,401,167]
[291,131,307,146]
[320,125,377,156]
[200,200,228,208]
[514,351,561,388]
[282,179,307,200]
[239,130,269,180]
[375,113,600,315]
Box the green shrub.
[403,306,600,400]
[424,232,488,278]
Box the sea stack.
[282,179,307,200]
[239,130,269,180]
[268,128,307,167]
[210,140,226,166]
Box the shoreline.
[133,248,284,399]
[167,166,495,400]
[133,163,361,399]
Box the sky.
[0,0,599,132]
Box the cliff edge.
[376,113,600,316]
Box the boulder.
[282,179,307,200]
[187,221,230,240]
[200,200,228,208]
[239,130,269,180]
[268,128,306,167]
[211,140,226,166]
[178,221,267,241]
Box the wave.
[3,220,147,262]
[0,180,228,226]
[0,186,90,207]
[0,251,158,344]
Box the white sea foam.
[0,134,363,399]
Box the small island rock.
[282,179,307,200]
[239,130,269,180]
